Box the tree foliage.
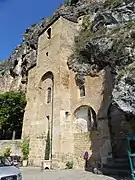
[0,92,26,139]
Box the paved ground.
[21,167,130,180]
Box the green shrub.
[21,138,29,160]
[0,147,11,157]
[66,161,73,169]
[3,147,11,157]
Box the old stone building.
[2,0,135,174]
[21,16,112,169]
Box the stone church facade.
[22,16,113,169]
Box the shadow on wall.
[84,67,114,173]
[87,67,135,178]
[85,130,102,173]
[86,109,101,172]
[108,104,135,158]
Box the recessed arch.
[74,105,97,133]
[38,71,54,89]
[38,71,54,162]
[40,71,54,83]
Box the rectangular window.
[47,87,51,103]
[79,85,85,97]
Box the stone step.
[103,163,130,170]
[102,157,131,176]
[107,157,129,164]
[102,167,131,176]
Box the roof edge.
[38,15,61,37]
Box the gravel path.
[21,167,125,180]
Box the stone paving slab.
[21,167,128,180]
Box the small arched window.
[47,87,51,104]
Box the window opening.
[47,87,51,104]
[79,85,85,97]
[88,108,97,130]
[47,28,51,39]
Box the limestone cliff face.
[68,0,135,115]
[1,0,135,115]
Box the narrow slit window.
[79,85,85,97]
[47,87,51,103]
[47,28,51,39]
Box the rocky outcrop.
[113,64,135,115]
[68,0,135,115]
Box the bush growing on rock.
[68,0,135,115]
[66,161,73,169]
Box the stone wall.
[22,66,37,138]
[74,132,91,169]
[0,140,21,156]
[74,131,101,169]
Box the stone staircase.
[102,156,131,177]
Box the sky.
[0,0,64,61]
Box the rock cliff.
[68,0,135,115]
[1,0,135,115]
